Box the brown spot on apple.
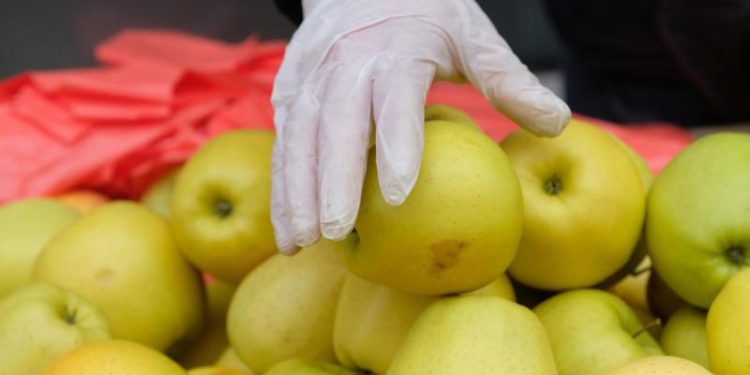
[429,240,468,275]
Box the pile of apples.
[1,104,748,375]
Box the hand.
[271,0,571,254]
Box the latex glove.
[271,0,571,254]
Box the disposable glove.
[271,0,571,254]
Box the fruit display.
[1,104,747,374]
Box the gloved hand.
[271,0,571,254]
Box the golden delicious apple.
[179,280,237,368]
[188,366,253,375]
[0,283,111,375]
[500,119,646,290]
[388,295,557,375]
[141,165,182,218]
[43,339,186,375]
[660,306,708,369]
[534,289,662,375]
[265,359,360,375]
[346,120,523,295]
[56,190,109,214]
[647,132,750,308]
[0,198,79,298]
[227,239,348,373]
[171,129,276,284]
[215,348,253,373]
[604,355,712,375]
[423,104,479,129]
[706,267,750,374]
[608,257,652,313]
[33,201,205,352]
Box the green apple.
[388,295,556,374]
[0,198,79,298]
[171,129,276,284]
[346,120,523,295]
[333,273,515,374]
[33,201,205,353]
[265,359,360,375]
[215,348,253,373]
[647,132,750,308]
[500,119,646,290]
[423,104,479,129]
[178,280,236,368]
[533,289,662,375]
[141,165,182,218]
[43,339,186,375]
[604,356,712,375]
[227,239,348,373]
[0,283,110,375]
[647,271,687,321]
[660,306,708,369]
[706,267,750,374]
[188,366,253,375]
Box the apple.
[706,266,750,374]
[660,306,708,369]
[345,120,523,295]
[55,190,109,214]
[423,104,479,130]
[533,289,662,375]
[264,359,360,375]
[647,271,687,321]
[333,273,515,374]
[388,295,556,374]
[227,239,348,373]
[188,366,253,375]
[0,198,79,298]
[141,165,182,218]
[215,348,253,373]
[33,201,205,353]
[647,132,750,308]
[171,129,276,284]
[43,339,186,375]
[607,257,652,313]
[0,283,111,375]
[178,280,237,368]
[500,119,646,290]
[604,356,712,375]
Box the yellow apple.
[423,104,479,129]
[604,356,712,375]
[706,267,750,374]
[346,120,523,295]
[0,198,79,298]
[188,366,253,375]
[55,190,109,214]
[500,119,646,290]
[215,348,253,373]
[608,257,652,313]
[171,129,276,284]
[660,306,708,369]
[179,280,237,368]
[43,339,186,375]
[265,359,359,375]
[388,295,557,374]
[141,165,182,218]
[227,239,348,373]
[33,201,205,352]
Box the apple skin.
[660,306,709,369]
[171,129,276,284]
[264,359,360,375]
[43,339,186,375]
[215,348,254,373]
[604,356,712,375]
[227,239,348,374]
[387,295,557,375]
[188,366,253,375]
[423,104,479,130]
[0,198,79,298]
[646,132,750,308]
[141,165,182,219]
[0,283,111,375]
[607,257,652,313]
[33,201,205,353]
[706,267,750,374]
[55,190,109,214]
[533,289,662,375]
[346,120,523,295]
[500,119,646,290]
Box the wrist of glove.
[271,0,571,253]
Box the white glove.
[271,0,571,254]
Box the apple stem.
[631,318,660,338]
[727,245,746,266]
[630,266,652,277]
[64,308,76,325]
[544,175,563,195]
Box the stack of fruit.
[1,104,748,374]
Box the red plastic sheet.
[0,29,693,203]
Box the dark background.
[0,0,562,78]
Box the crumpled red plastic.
[0,29,693,203]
